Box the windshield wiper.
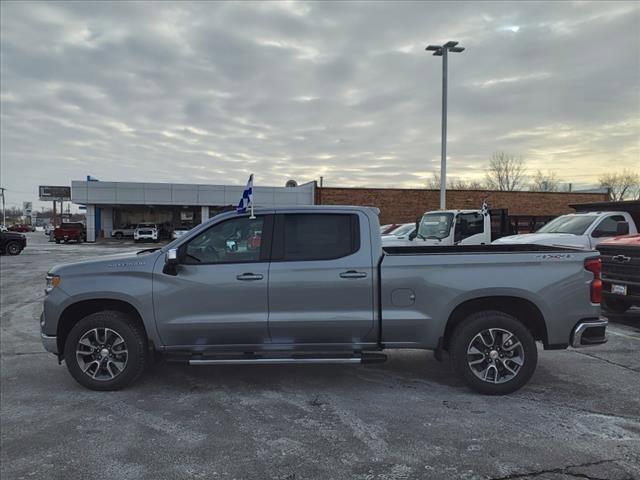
[137,247,161,255]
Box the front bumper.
[571,317,608,348]
[41,333,58,354]
[40,311,58,354]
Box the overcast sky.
[1,1,639,209]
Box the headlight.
[45,274,61,294]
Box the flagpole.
[249,174,255,219]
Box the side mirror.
[163,248,179,275]
[409,230,417,241]
[616,221,630,236]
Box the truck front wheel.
[450,311,537,395]
[63,311,148,391]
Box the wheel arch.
[442,296,548,350]
[56,299,149,358]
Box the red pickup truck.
[599,234,640,314]
[54,223,86,244]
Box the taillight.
[584,257,602,304]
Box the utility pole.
[426,41,465,210]
[0,187,5,227]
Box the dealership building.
[70,179,609,242]
[71,180,316,242]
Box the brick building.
[315,187,608,224]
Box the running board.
[188,353,386,366]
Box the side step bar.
[188,353,387,366]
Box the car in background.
[0,231,27,255]
[381,222,415,240]
[0,225,7,232]
[380,223,402,235]
[111,224,137,239]
[44,224,54,236]
[493,211,638,250]
[8,224,34,233]
[134,224,159,242]
[171,227,192,240]
[54,223,86,244]
[598,230,640,315]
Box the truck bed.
[383,244,587,255]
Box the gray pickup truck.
[41,206,607,394]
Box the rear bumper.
[571,317,608,348]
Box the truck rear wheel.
[63,311,147,391]
[450,311,537,395]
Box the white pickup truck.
[383,209,493,247]
[493,211,638,250]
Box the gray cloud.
[1,0,638,209]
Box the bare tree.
[530,170,560,192]
[485,152,526,191]
[599,170,640,201]
[449,178,486,190]
[426,171,442,190]
[427,172,486,190]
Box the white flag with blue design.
[237,174,254,214]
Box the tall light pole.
[0,187,5,227]
[426,41,464,210]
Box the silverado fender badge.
[106,262,146,268]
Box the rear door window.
[275,214,360,261]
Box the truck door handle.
[340,270,367,279]
[236,273,264,281]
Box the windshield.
[389,224,415,236]
[536,215,598,235]
[418,213,454,240]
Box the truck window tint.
[418,213,453,240]
[537,215,597,235]
[182,216,264,264]
[455,213,484,241]
[593,215,626,237]
[283,214,358,261]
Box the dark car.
[1,231,27,255]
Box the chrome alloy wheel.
[76,328,128,381]
[466,328,524,384]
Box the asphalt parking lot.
[1,233,639,480]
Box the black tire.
[603,298,630,314]
[63,311,148,391]
[55,238,61,244]
[5,241,21,255]
[450,310,538,395]
[115,232,123,240]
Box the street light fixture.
[426,41,465,209]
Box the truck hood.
[49,249,163,275]
[493,233,589,249]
